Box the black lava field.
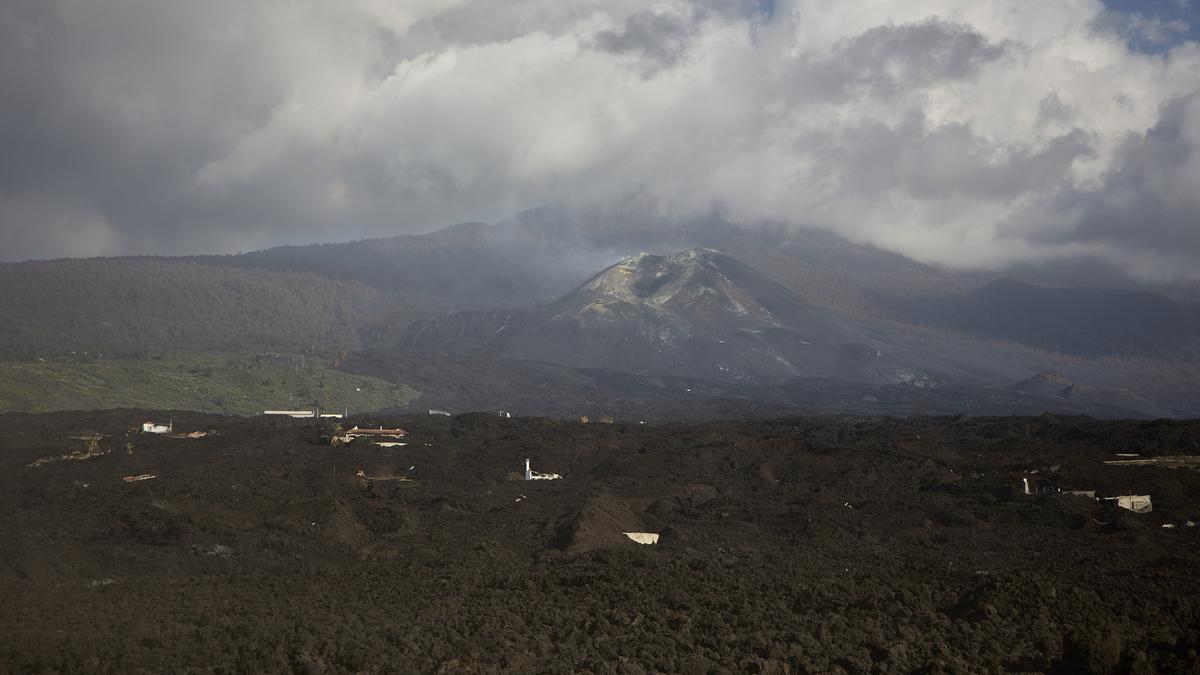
[2,411,1200,674]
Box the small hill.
[1012,369,1177,418]
[1012,370,1074,398]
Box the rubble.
[28,437,110,467]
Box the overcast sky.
[1,0,1198,280]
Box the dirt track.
[2,411,1199,673]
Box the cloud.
[0,193,121,260]
[793,19,1009,99]
[595,10,696,70]
[0,0,1198,280]
[1041,92,1200,280]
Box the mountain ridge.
[2,215,1198,417]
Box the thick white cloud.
[1,0,1198,279]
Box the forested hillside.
[0,259,404,359]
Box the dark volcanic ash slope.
[511,249,852,379]
[394,248,1200,417]
[401,249,916,385]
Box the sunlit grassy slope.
[0,353,420,415]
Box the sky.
[1,0,1198,281]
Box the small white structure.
[263,410,317,419]
[319,413,344,419]
[142,421,172,434]
[1114,495,1153,513]
[524,458,561,481]
[497,410,512,418]
[429,409,452,416]
[623,532,660,545]
[1022,476,1056,495]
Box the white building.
[524,458,561,481]
[142,421,172,434]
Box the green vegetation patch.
[0,353,420,415]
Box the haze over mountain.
[1,214,1198,418]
